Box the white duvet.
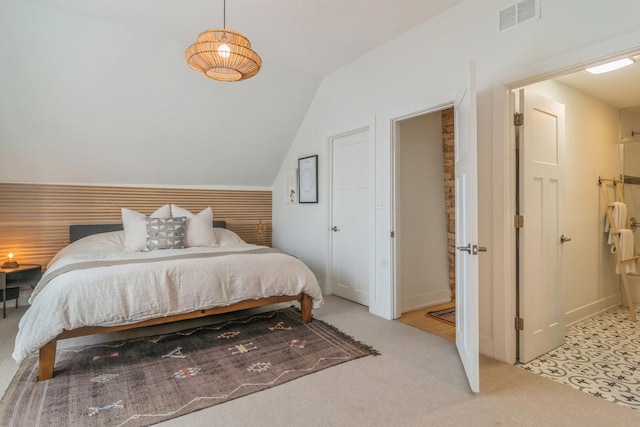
[13,230,323,364]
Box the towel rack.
[599,176,639,321]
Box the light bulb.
[7,252,13,261]
[218,43,230,59]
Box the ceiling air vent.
[497,0,540,34]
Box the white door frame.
[493,44,640,364]
[326,125,376,308]
[390,102,454,319]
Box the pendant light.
[185,0,261,82]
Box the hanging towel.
[616,229,638,275]
[605,202,628,249]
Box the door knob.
[457,244,472,253]
[331,226,340,232]
[457,244,487,255]
[560,234,571,243]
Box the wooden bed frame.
[37,223,314,381]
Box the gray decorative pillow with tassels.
[145,217,186,251]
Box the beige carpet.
[0,307,377,426]
[158,297,639,426]
[1,296,639,426]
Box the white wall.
[397,113,450,312]
[272,0,640,362]
[0,0,321,188]
[526,80,621,324]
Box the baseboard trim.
[480,335,493,358]
[401,289,451,313]
[565,294,621,327]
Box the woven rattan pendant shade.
[185,28,261,82]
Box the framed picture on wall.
[298,155,318,203]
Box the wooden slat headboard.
[0,183,271,268]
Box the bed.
[13,219,323,381]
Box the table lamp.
[2,252,19,269]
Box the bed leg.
[300,294,312,323]
[38,340,57,381]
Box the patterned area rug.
[519,306,640,411]
[426,307,456,325]
[0,308,378,426]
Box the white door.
[518,89,566,363]
[454,63,480,393]
[331,129,370,306]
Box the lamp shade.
[185,28,261,82]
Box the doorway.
[390,65,480,393]
[393,106,456,338]
[513,51,640,363]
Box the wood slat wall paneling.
[0,183,272,268]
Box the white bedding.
[13,230,323,364]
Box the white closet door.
[331,129,370,306]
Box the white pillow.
[214,228,245,246]
[122,205,171,251]
[171,205,217,247]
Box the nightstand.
[1,264,41,318]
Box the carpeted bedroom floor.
[1,296,639,426]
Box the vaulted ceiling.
[1,0,463,187]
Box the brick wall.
[441,108,456,300]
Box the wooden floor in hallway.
[396,301,455,341]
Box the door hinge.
[514,112,524,126]
[390,231,395,238]
[515,317,524,331]
[514,215,524,228]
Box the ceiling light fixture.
[185,0,261,82]
[585,58,634,75]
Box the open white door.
[518,89,566,363]
[454,62,480,393]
